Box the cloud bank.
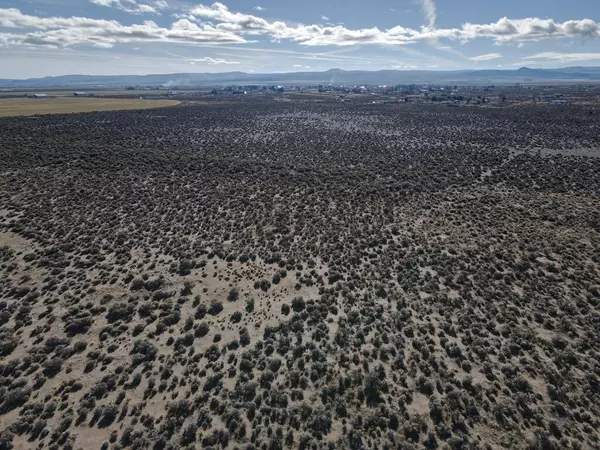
[0,8,246,48]
[1,3,599,50]
[187,3,600,46]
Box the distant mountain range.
[2,67,600,88]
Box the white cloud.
[522,51,600,62]
[470,52,502,61]
[89,0,159,15]
[321,15,330,21]
[187,56,239,64]
[420,0,437,28]
[459,17,600,44]
[254,6,265,11]
[89,0,117,6]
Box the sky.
[0,0,599,78]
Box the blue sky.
[1,0,599,78]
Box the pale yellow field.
[0,90,139,97]
[0,97,180,117]
[0,89,208,97]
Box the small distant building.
[551,99,568,105]
[33,94,48,99]
[74,92,88,97]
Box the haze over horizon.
[1,0,599,78]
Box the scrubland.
[0,98,599,449]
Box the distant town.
[4,82,598,106]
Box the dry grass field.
[0,89,209,98]
[0,98,180,117]
[0,90,142,98]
